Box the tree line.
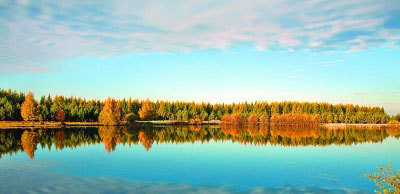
[1,88,398,124]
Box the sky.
[0,0,400,114]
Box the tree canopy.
[0,88,396,124]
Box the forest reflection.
[1,125,399,159]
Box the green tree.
[209,111,216,120]
[200,110,208,121]
[125,113,138,124]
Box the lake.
[0,125,399,193]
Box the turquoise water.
[0,126,399,193]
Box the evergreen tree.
[139,99,155,121]
[98,98,120,125]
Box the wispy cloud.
[0,162,364,194]
[1,0,400,73]
[322,59,343,67]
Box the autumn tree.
[388,120,400,128]
[222,113,245,125]
[20,92,39,122]
[248,114,259,125]
[98,98,121,125]
[139,99,155,121]
[270,113,320,126]
[1,88,394,124]
[55,108,66,124]
[259,113,269,125]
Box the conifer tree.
[139,99,155,121]
[99,98,120,125]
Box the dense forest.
[1,125,399,159]
[1,88,399,124]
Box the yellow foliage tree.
[20,92,39,122]
[98,98,121,125]
[139,99,155,121]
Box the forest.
[1,125,399,159]
[1,88,399,124]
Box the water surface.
[0,125,399,193]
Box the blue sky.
[0,0,400,114]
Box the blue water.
[0,126,399,193]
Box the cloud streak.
[0,161,366,193]
[1,0,400,73]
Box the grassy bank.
[322,123,388,129]
[0,120,221,128]
[0,121,103,128]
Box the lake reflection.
[0,125,399,193]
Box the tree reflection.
[221,125,245,137]
[98,126,121,153]
[269,125,321,139]
[138,130,154,151]
[55,130,66,150]
[0,125,399,158]
[21,130,38,159]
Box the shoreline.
[0,121,391,129]
[322,123,388,129]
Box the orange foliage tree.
[388,120,400,128]
[259,113,269,125]
[139,99,155,121]
[55,108,66,124]
[98,98,121,125]
[221,113,245,125]
[221,114,231,123]
[248,114,259,125]
[270,113,321,126]
[20,92,39,122]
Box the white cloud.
[1,0,400,73]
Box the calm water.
[0,125,399,193]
